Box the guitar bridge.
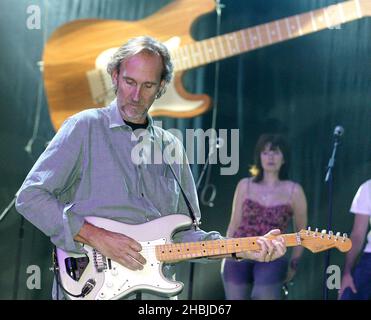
[93,249,108,272]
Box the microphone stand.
[187,0,224,300]
[0,192,25,299]
[323,134,341,300]
[187,141,219,300]
[0,195,17,222]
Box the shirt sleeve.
[15,116,86,252]
[350,180,371,215]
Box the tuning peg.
[306,226,311,235]
[321,229,327,238]
[342,233,348,241]
[335,232,341,241]
[328,231,333,239]
[314,228,318,236]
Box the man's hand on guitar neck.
[235,229,287,262]
[74,221,147,271]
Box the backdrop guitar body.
[42,0,371,130]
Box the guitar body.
[43,0,215,130]
[55,214,192,300]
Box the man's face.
[113,51,164,124]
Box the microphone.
[333,126,344,137]
[325,125,344,182]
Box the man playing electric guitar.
[15,36,286,300]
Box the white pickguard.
[55,214,192,300]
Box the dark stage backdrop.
[0,0,370,300]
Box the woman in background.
[221,133,307,300]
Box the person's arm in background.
[226,179,247,238]
[338,214,369,298]
[286,183,307,282]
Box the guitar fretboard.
[171,0,365,71]
[156,233,301,262]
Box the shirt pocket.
[157,175,180,213]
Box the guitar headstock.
[360,0,371,16]
[298,228,352,253]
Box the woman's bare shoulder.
[285,181,306,199]
[239,177,253,187]
[235,177,252,193]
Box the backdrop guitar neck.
[172,0,367,71]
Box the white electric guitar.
[54,214,352,300]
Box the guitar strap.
[166,161,200,231]
[157,132,200,231]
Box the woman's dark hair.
[249,134,290,182]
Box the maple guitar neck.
[156,230,352,263]
[172,0,365,71]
